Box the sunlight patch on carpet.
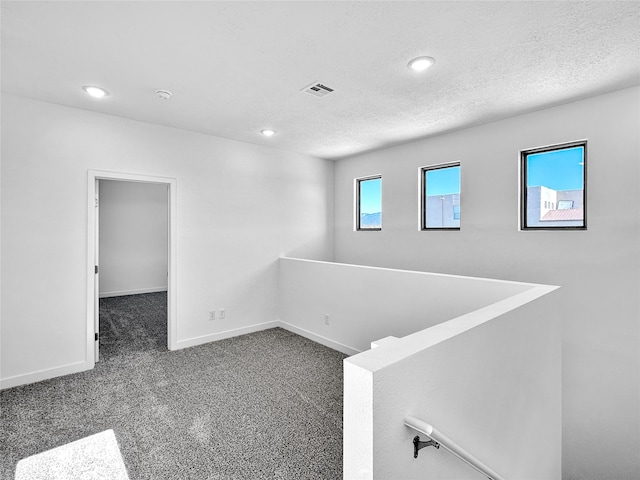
[15,429,129,480]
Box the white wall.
[278,257,534,354]
[0,94,334,388]
[344,287,561,480]
[334,86,640,480]
[99,180,168,297]
[280,257,560,478]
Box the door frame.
[86,170,178,366]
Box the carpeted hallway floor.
[0,292,346,479]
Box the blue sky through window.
[360,177,381,213]
[526,146,584,191]
[425,165,460,196]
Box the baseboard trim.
[174,321,280,350]
[1,321,360,389]
[99,287,168,298]
[277,321,362,356]
[1,360,93,390]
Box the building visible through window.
[521,141,586,229]
[421,163,461,230]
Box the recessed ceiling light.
[261,129,276,137]
[407,56,435,72]
[82,86,109,98]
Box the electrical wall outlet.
[324,314,330,325]
[209,310,216,321]
[219,309,226,320]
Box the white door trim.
[86,170,178,368]
[94,179,100,362]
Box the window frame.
[420,162,461,231]
[355,175,382,231]
[520,140,587,231]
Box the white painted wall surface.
[343,361,373,480]
[99,180,168,297]
[344,288,561,480]
[0,94,333,387]
[334,86,640,480]
[278,257,534,354]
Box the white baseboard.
[99,287,167,298]
[1,321,358,390]
[174,320,361,356]
[1,360,93,390]
[174,321,280,350]
[277,321,361,356]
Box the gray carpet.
[0,292,346,479]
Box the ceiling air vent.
[302,82,334,98]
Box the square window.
[521,141,586,229]
[356,176,382,230]
[421,163,461,230]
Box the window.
[521,140,586,230]
[421,163,461,230]
[356,176,382,230]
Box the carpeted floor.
[0,292,346,479]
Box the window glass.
[522,142,586,229]
[357,176,382,230]
[422,164,460,229]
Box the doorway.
[87,171,177,366]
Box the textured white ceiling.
[2,1,639,159]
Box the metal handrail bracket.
[404,415,507,480]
